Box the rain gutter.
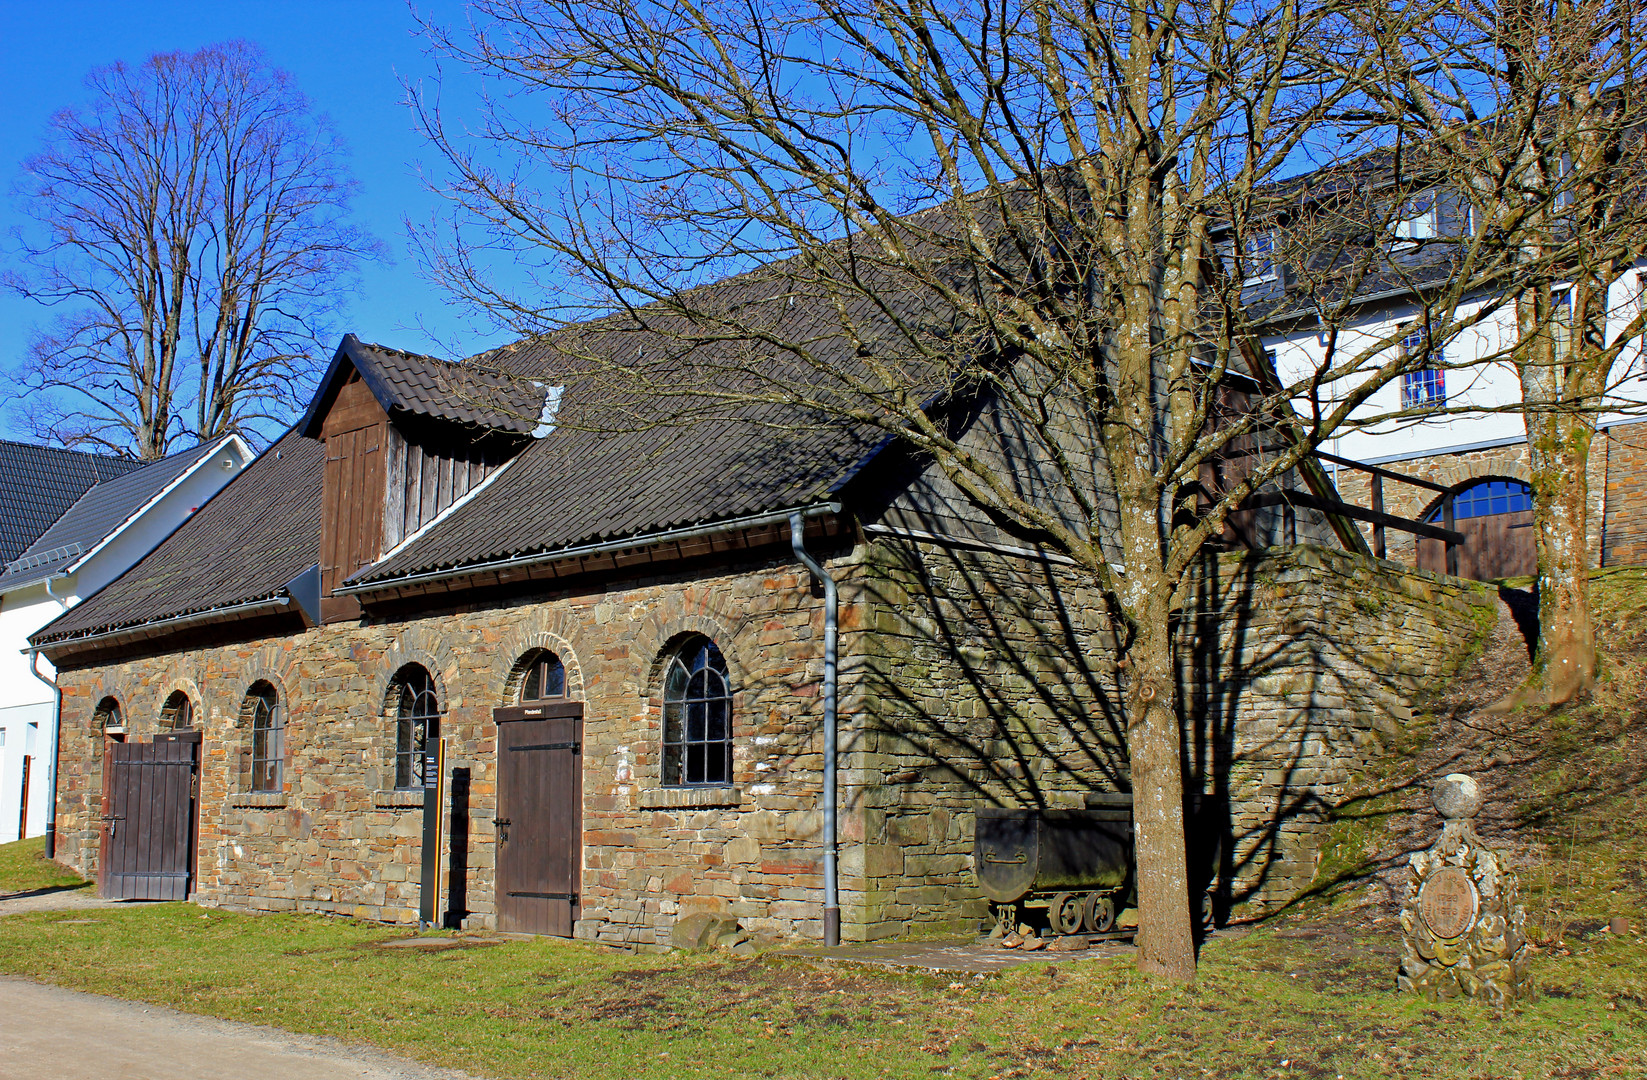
[333,502,843,598]
[789,512,840,946]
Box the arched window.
[161,691,194,730]
[393,665,440,790]
[1426,478,1533,521]
[662,637,732,787]
[520,650,566,702]
[93,696,121,734]
[247,682,283,792]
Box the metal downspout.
[789,513,839,946]
[31,573,71,858]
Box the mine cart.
[974,793,1136,935]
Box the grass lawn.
[0,901,1641,1079]
[0,836,88,895]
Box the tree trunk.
[1127,609,1197,982]
[1523,408,1598,702]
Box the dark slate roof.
[298,334,546,436]
[0,441,147,564]
[31,431,324,645]
[0,440,224,592]
[349,271,928,584]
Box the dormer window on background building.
[1393,193,1438,250]
[1242,233,1277,286]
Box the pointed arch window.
[393,665,441,790]
[521,650,566,702]
[161,691,194,730]
[247,682,283,792]
[93,697,122,735]
[662,637,732,787]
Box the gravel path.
[0,977,483,1080]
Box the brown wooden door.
[494,702,583,936]
[1418,509,1536,580]
[100,733,199,901]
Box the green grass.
[0,902,1641,1079]
[0,836,87,895]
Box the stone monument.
[1398,773,1530,1006]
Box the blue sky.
[0,1,502,440]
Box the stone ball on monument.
[1432,773,1483,820]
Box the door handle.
[493,817,510,842]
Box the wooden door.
[100,732,200,901]
[1418,509,1536,581]
[494,702,583,936]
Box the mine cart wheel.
[1084,892,1116,933]
[1050,892,1084,935]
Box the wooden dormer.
[300,336,542,622]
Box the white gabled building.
[0,435,251,843]
[1242,196,1647,580]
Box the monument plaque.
[1398,773,1529,1006]
[1418,865,1478,939]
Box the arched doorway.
[1417,478,1536,581]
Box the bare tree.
[1335,0,1647,705]
[409,0,1570,980]
[5,41,380,458]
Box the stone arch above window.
[659,635,733,788]
[387,664,441,791]
[493,624,585,705]
[160,690,195,731]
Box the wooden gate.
[494,702,583,936]
[1418,509,1536,581]
[100,732,200,900]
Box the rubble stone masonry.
[847,540,1494,938]
[53,538,1492,947]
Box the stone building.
[34,333,1493,948]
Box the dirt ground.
[0,977,480,1080]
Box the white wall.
[0,435,251,842]
[0,702,51,844]
[1266,267,1647,465]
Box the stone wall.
[1329,440,1608,568]
[1601,421,1647,567]
[52,551,849,948]
[52,535,1494,948]
[849,539,1495,938]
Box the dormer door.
[319,370,388,621]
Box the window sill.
[229,792,288,809]
[374,790,428,809]
[637,786,741,809]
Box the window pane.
[686,700,706,742]
[685,743,705,785]
[663,702,683,744]
[705,743,729,785]
[542,657,565,698]
[707,698,728,742]
[665,659,688,701]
